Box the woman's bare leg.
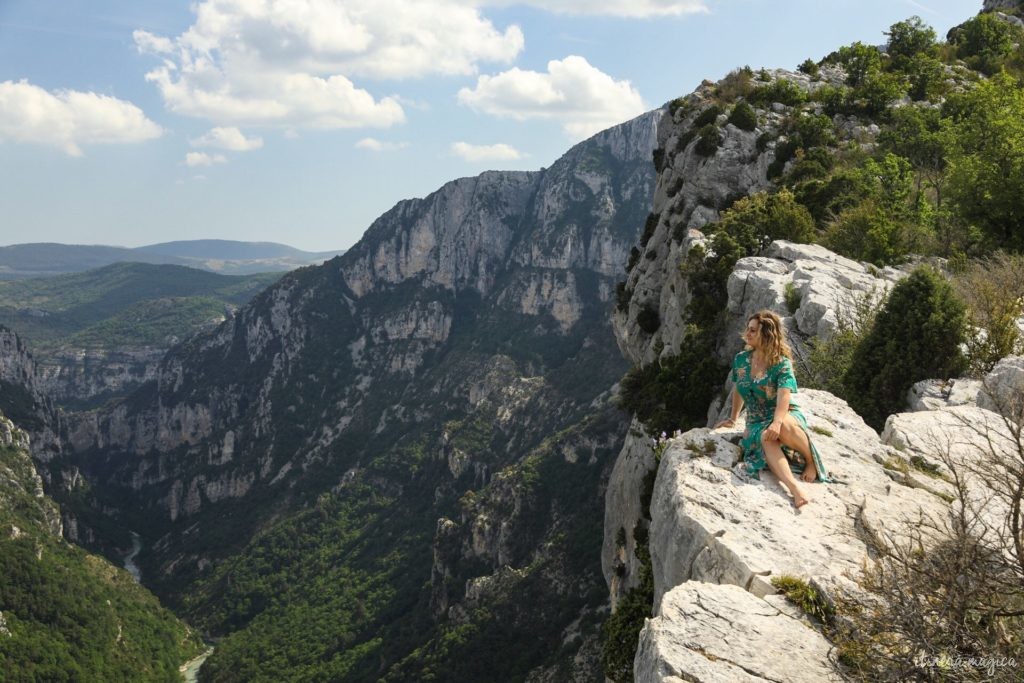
[777,415,818,482]
[761,433,810,506]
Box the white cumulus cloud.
[134,0,525,130]
[478,0,708,18]
[451,141,523,161]
[457,55,645,140]
[191,126,264,151]
[0,79,162,156]
[355,137,409,151]
[185,151,227,167]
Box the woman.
[715,310,830,508]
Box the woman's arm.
[714,385,744,428]
[764,387,792,441]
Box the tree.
[835,42,883,86]
[951,13,1024,75]
[844,266,967,430]
[711,188,817,254]
[885,16,937,62]
[944,72,1024,251]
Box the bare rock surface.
[636,389,955,682]
[635,582,842,683]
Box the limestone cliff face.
[0,413,62,539]
[0,327,61,462]
[56,111,658,680]
[612,68,848,369]
[34,348,163,407]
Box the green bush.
[618,338,726,436]
[636,304,660,334]
[843,267,967,430]
[903,53,946,101]
[693,104,722,128]
[835,42,882,86]
[850,71,908,116]
[798,58,820,77]
[749,79,807,107]
[951,13,1024,75]
[727,101,757,131]
[712,189,817,254]
[944,72,1024,251]
[885,16,937,62]
[694,124,722,157]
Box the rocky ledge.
[634,368,1017,682]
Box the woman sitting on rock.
[715,309,830,508]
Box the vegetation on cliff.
[0,434,202,681]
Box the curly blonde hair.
[747,310,792,367]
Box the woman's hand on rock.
[715,418,735,429]
[765,420,783,441]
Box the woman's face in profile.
[742,319,760,348]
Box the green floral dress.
[731,350,831,482]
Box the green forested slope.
[0,418,203,681]
[0,262,280,352]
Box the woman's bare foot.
[800,457,818,482]
[793,494,811,509]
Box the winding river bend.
[123,531,142,582]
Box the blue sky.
[0,0,976,252]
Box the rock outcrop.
[0,327,61,462]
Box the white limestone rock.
[602,425,658,602]
[635,582,842,683]
[907,378,982,411]
[637,389,962,682]
[977,355,1024,419]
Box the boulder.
[977,355,1024,420]
[906,378,982,411]
[635,582,842,683]
[637,389,952,682]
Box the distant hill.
[0,240,345,279]
[0,262,281,352]
[0,244,187,278]
[139,239,342,261]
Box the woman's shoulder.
[733,349,752,365]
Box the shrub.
[749,79,807,107]
[851,71,909,116]
[953,251,1024,375]
[831,429,1024,681]
[715,66,755,102]
[636,303,660,334]
[794,113,836,149]
[784,282,801,314]
[615,282,631,312]
[693,104,722,128]
[641,212,660,246]
[694,124,722,157]
[813,84,851,116]
[835,42,882,86]
[652,147,666,172]
[771,575,834,623]
[823,200,930,266]
[885,16,937,62]
[798,58,820,77]
[951,13,1024,75]
[727,101,757,131]
[712,189,817,254]
[903,53,946,101]
[618,337,726,436]
[793,169,873,228]
[843,266,967,429]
